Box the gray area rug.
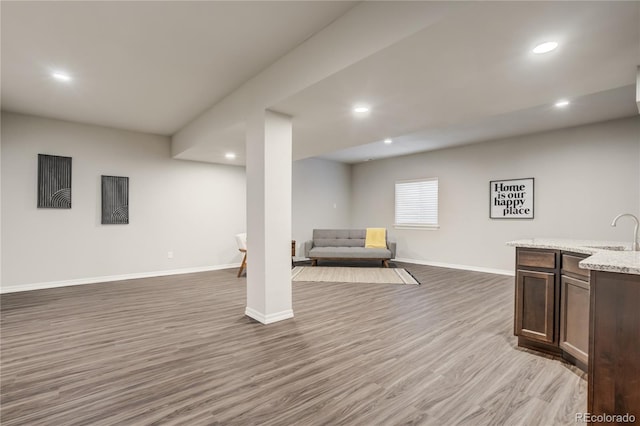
[291,266,420,285]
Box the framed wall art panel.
[101,175,129,224]
[37,154,72,208]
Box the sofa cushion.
[314,229,347,239]
[314,238,364,247]
[308,246,392,259]
[348,229,366,239]
[313,229,366,247]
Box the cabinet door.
[515,270,556,343]
[559,275,589,365]
[588,271,640,419]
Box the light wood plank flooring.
[1,263,586,425]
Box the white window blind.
[395,178,438,227]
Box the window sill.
[394,224,440,230]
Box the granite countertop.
[507,238,640,276]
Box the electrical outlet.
[167,251,174,259]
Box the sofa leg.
[383,259,389,268]
[311,259,317,266]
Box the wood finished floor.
[1,263,586,425]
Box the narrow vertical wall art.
[37,154,72,208]
[101,175,129,224]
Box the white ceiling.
[319,85,638,163]
[273,1,640,162]
[0,1,356,135]
[2,2,639,165]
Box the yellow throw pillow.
[365,228,386,248]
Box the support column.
[244,109,293,324]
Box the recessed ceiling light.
[384,138,393,144]
[51,71,72,82]
[532,41,558,54]
[555,100,570,108]
[225,152,236,159]
[353,105,370,113]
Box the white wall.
[292,158,351,256]
[351,117,640,273]
[5,112,636,288]
[1,112,247,290]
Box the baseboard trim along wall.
[0,263,242,294]
[245,307,295,324]
[395,257,514,277]
[1,259,513,294]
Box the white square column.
[244,109,293,324]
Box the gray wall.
[0,113,353,289]
[350,117,640,273]
[3,112,637,287]
[292,158,352,256]
[1,112,247,289]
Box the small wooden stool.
[238,239,296,277]
[291,240,296,266]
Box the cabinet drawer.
[517,249,556,269]
[562,254,589,279]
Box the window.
[395,178,439,228]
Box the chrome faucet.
[611,213,639,251]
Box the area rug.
[291,266,420,285]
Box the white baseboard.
[245,307,294,324]
[0,263,242,294]
[1,258,513,294]
[395,257,514,276]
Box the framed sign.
[490,178,534,219]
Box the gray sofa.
[304,229,396,267]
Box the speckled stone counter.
[580,250,640,275]
[507,238,640,275]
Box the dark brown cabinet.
[517,249,557,269]
[514,248,561,355]
[588,270,640,421]
[514,248,589,368]
[515,270,556,344]
[559,252,590,368]
[514,246,640,421]
[559,275,589,366]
